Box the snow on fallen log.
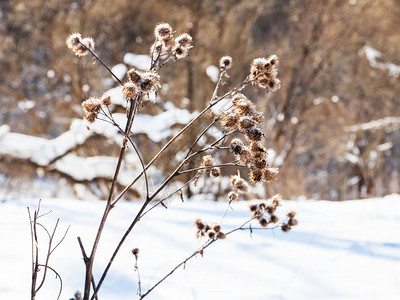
[345,117,400,133]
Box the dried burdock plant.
[27,200,70,300]
[62,21,295,299]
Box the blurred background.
[0,0,399,201]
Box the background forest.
[1,0,399,201]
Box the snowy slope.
[1,195,399,300]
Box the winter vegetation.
[0,1,399,300]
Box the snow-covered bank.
[1,195,400,299]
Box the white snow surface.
[1,194,400,300]
[123,53,152,71]
[206,65,220,83]
[362,45,400,77]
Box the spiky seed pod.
[259,218,268,227]
[267,54,279,67]
[238,116,257,131]
[231,93,246,106]
[81,37,95,52]
[201,155,214,167]
[228,191,239,202]
[264,167,279,183]
[195,219,205,230]
[210,167,221,177]
[221,113,239,129]
[217,232,226,239]
[266,205,276,215]
[246,127,263,142]
[249,204,258,212]
[101,95,111,106]
[84,112,97,124]
[127,69,143,84]
[122,82,139,99]
[252,158,267,170]
[258,202,267,211]
[252,111,264,124]
[237,148,252,166]
[66,33,82,51]
[207,229,216,239]
[250,57,269,79]
[172,45,190,59]
[250,142,267,155]
[269,214,279,223]
[231,175,249,192]
[154,23,173,40]
[288,218,298,226]
[140,71,161,95]
[233,98,256,116]
[230,138,245,155]
[267,78,281,93]
[82,97,102,113]
[249,169,263,183]
[271,194,282,207]
[287,211,296,218]
[175,33,192,49]
[219,56,233,71]
[212,224,221,233]
[281,224,291,232]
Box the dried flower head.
[250,142,267,155]
[210,167,221,177]
[269,214,279,223]
[238,116,257,131]
[288,218,298,226]
[264,167,279,183]
[175,33,192,49]
[201,155,215,167]
[245,127,263,142]
[249,169,263,183]
[219,56,233,71]
[249,204,258,212]
[127,68,143,84]
[212,224,221,233]
[207,229,216,239]
[154,23,173,40]
[66,33,82,51]
[231,174,249,192]
[221,112,239,129]
[140,71,161,95]
[281,224,291,232]
[259,218,268,227]
[249,55,281,92]
[122,82,139,99]
[131,248,139,256]
[230,138,245,155]
[172,44,190,60]
[228,191,239,202]
[101,94,111,106]
[195,219,205,231]
[287,211,296,218]
[217,232,226,239]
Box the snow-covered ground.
[1,194,400,300]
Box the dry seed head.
[271,194,282,207]
[221,113,239,129]
[127,69,143,84]
[288,218,298,226]
[140,71,161,94]
[101,94,111,106]
[207,229,216,239]
[287,211,296,218]
[219,56,233,71]
[172,45,190,60]
[212,224,221,233]
[201,155,214,167]
[264,167,279,183]
[236,148,252,166]
[259,202,267,210]
[250,142,267,155]
[238,116,257,131]
[66,33,82,50]
[230,138,245,155]
[252,157,267,170]
[267,54,279,67]
[281,224,291,232]
[81,97,102,113]
[175,33,192,49]
[210,167,221,177]
[269,214,279,223]
[249,169,263,183]
[231,175,249,192]
[217,232,226,239]
[154,23,173,39]
[122,82,139,99]
[131,248,139,256]
[250,57,269,78]
[228,191,239,201]
[245,127,263,142]
[249,204,258,212]
[84,112,97,124]
[195,219,205,230]
[259,218,268,227]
